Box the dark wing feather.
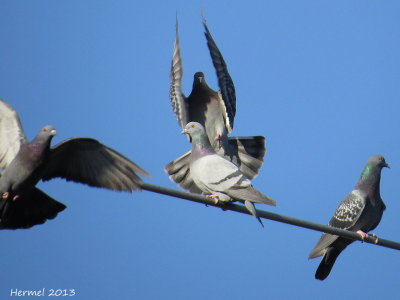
[0,99,27,170]
[170,16,188,129]
[0,188,66,229]
[43,138,150,191]
[202,13,236,131]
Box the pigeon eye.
[191,124,195,128]
[379,157,384,161]
[42,128,47,132]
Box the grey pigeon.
[166,14,266,193]
[182,122,276,226]
[0,99,150,229]
[309,154,389,280]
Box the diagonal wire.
[140,182,400,251]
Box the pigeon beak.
[50,129,57,136]
[181,129,187,135]
[385,162,390,168]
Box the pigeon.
[0,99,150,229]
[182,122,276,226]
[309,154,389,280]
[165,14,266,193]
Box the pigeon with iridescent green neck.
[0,99,150,229]
[309,154,389,280]
[166,14,266,193]
[182,122,276,226]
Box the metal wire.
[140,182,400,251]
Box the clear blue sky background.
[0,1,399,299]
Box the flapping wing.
[0,99,27,170]
[170,16,188,129]
[43,138,150,191]
[202,13,236,132]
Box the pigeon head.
[182,121,213,146]
[357,154,389,190]
[182,122,215,158]
[34,125,57,144]
[366,154,390,171]
[182,122,205,140]
[192,72,207,88]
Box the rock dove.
[0,99,150,229]
[165,14,266,193]
[309,154,389,280]
[182,122,276,226]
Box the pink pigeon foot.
[12,195,19,201]
[356,230,368,242]
[207,194,220,204]
[369,233,379,244]
[2,192,9,199]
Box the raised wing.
[169,16,188,129]
[43,138,150,191]
[202,13,236,132]
[0,99,27,170]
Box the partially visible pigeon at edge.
[0,99,150,229]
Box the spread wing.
[169,16,188,129]
[164,150,203,194]
[42,138,150,191]
[0,99,27,170]
[202,13,236,132]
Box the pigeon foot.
[369,233,379,244]
[12,195,19,201]
[207,194,220,204]
[2,192,9,199]
[356,230,368,242]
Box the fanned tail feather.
[0,188,66,229]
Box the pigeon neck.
[355,164,381,197]
[191,134,214,160]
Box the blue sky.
[0,1,399,299]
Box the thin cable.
[140,182,400,251]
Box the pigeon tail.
[244,200,264,227]
[315,247,341,280]
[0,188,66,229]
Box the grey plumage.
[182,122,275,226]
[309,155,389,280]
[0,99,150,229]
[166,14,266,191]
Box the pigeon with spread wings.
[166,14,266,193]
[183,122,275,226]
[0,99,150,229]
